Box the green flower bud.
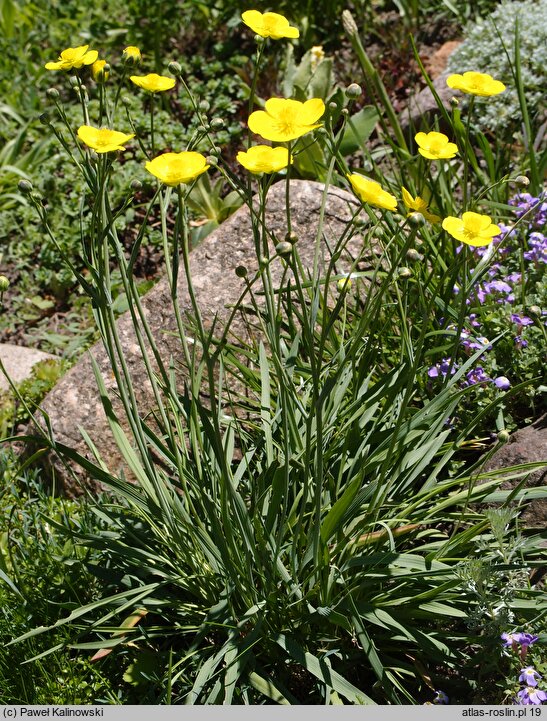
[168,61,182,75]
[46,87,60,100]
[497,429,510,443]
[408,212,425,226]
[514,175,529,187]
[275,241,293,257]
[345,83,362,99]
[285,231,298,244]
[18,179,33,194]
[130,179,142,191]
[205,155,218,167]
[0,276,10,292]
[398,267,412,279]
[235,265,248,278]
[528,305,541,316]
[342,9,358,37]
[39,112,51,126]
[199,100,210,113]
[210,117,224,130]
[406,248,423,262]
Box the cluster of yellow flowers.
[44,11,506,248]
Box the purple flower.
[485,280,512,294]
[521,634,539,649]
[519,668,542,687]
[511,314,534,326]
[433,690,449,705]
[515,335,528,349]
[502,631,524,647]
[516,687,547,705]
[494,376,511,390]
[428,358,457,379]
[468,313,481,328]
[462,367,490,387]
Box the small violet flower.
[519,668,542,688]
[517,687,547,705]
[494,376,511,390]
[433,690,449,705]
[428,358,457,379]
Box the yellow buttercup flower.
[348,174,397,211]
[248,98,325,143]
[446,71,506,97]
[401,187,441,224]
[415,131,458,160]
[237,145,291,174]
[241,10,299,39]
[130,74,175,93]
[91,59,109,83]
[122,46,142,65]
[442,211,501,247]
[45,45,98,71]
[77,125,135,153]
[145,152,209,186]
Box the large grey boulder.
[33,180,373,496]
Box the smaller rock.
[403,71,462,132]
[0,343,57,392]
[482,416,547,532]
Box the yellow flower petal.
[348,174,397,212]
[130,74,176,93]
[241,10,299,39]
[236,145,291,174]
[122,46,142,65]
[249,97,325,142]
[77,125,135,153]
[415,131,458,160]
[442,211,501,247]
[45,45,98,71]
[447,71,506,97]
[145,152,209,186]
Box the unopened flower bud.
[408,212,425,226]
[122,46,142,65]
[46,87,60,100]
[450,96,459,107]
[406,248,423,262]
[39,112,51,125]
[69,75,79,87]
[528,305,541,316]
[0,276,10,292]
[285,231,298,244]
[199,100,210,113]
[398,267,412,279]
[342,9,358,37]
[275,241,293,257]
[341,108,349,117]
[497,429,510,443]
[235,265,248,278]
[205,155,217,167]
[514,175,529,187]
[329,101,338,110]
[130,179,142,191]
[168,61,182,75]
[121,95,132,107]
[92,60,109,83]
[259,256,268,267]
[345,83,362,99]
[337,276,352,293]
[254,34,265,44]
[18,179,33,194]
[210,117,224,130]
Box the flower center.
[274,107,298,137]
